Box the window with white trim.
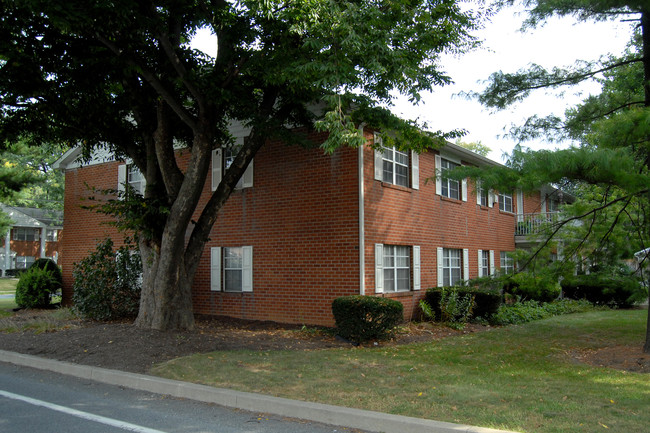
[440,158,460,199]
[15,256,35,269]
[374,244,420,293]
[13,228,38,242]
[441,248,462,286]
[498,192,513,213]
[373,134,419,189]
[210,246,253,292]
[435,154,467,201]
[478,250,490,277]
[46,229,58,242]
[500,251,515,274]
[127,165,145,195]
[211,140,254,190]
[476,183,489,207]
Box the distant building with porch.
[0,204,63,276]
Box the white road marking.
[0,389,168,433]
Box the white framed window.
[13,228,38,242]
[437,247,470,286]
[476,181,493,207]
[117,163,146,196]
[500,251,515,274]
[373,134,419,189]
[435,154,467,201]
[374,244,420,293]
[45,229,58,242]
[478,250,489,277]
[498,192,513,213]
[210,246,253,292]
[211,138,254,191]
[15,256,35,269]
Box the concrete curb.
[0,350,519,433]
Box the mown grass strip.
[151,310,649,433]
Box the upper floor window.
[212,139,254,191]
[127,165,145,195]
[13,228,38,242]
[373,134,419,189]
[477,183,488,207]
[435,154,467,201]
[498,192,513,213]
[46,229,58,242]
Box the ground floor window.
[15,256,35,269]
[374,244,420,293]
[479,250,490,277]
[441,248,462,286]
[500,251,515,274]
[210,246,253,292]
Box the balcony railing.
[515,212,560,236]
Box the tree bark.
[641,8,650,354]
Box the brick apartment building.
[54,128,559,326]
[0,204,63,276]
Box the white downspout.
[358,124,366,295]
[40,227,46,258]
[3,232,9,277]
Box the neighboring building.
[0,204,63,276]
[54,128,554,326]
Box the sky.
[391,5,636,163]
[192,4,637,164]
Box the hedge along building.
[54,126,555,326]
[0,204,63,276]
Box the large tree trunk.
[642,8,650,354]
[134,239,195,330]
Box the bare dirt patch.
[1,309,647,374]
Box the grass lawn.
[152,309,649,433]
[0,278,17,315]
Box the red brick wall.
[191,132,360,325]
[60,131,541,326]
[363,141,523,320]
[60,163,126,304]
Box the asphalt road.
[0,362,355,433]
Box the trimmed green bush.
[72,238,142,320]
[490,299,595,326]
[15,266,60,308]
[561,273,643,307]
[504,272,561,303]
[424,287,502,320]
[332,295,403,343]
[29,258,63,290]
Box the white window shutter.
[413,245,421,291]
[210,247,221,291]
[477,249,483,277]
[435,154,442,195]
[211,148,222,191]
[117,164,127,195]
[489,190,496,208]
[375,243,384,293]
[242,246,253,292]
[374,133,383,181]
[476,181,482,205]
[241,160,254,189]
[461,179,468,202]
[411,151,419,190]
[541,194,547,213]
[463,248,470,281]
[516,189,524,221]
[489,250,495,275]
[437,247,444,287]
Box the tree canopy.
[0,0,482,330]
[465,0,650,352]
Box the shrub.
[424,287,501,321]
[490,299,595,326]
[561,273,643,308]
[15,266,60,308]
[332,295,403,343]
[29,258,63,290]
[72,238,142,320]
[504,272,561,303]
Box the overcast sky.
[192,4,636,164]
[392,5,636,163]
